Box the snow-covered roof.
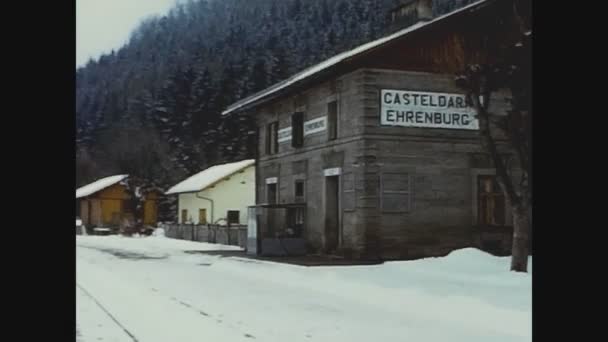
[222,0,492,116]
[166,159,255,195]
[76,175,129,199]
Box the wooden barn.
[76,175,159,228]
[223,0,529,260]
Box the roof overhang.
[221,0,497,116]
[165,160,255,195]
[76,174,129,199]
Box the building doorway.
[325,175,340,252]
[478,175,506,226]
[199,208,207,224]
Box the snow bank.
[76,235,243,255]
[207,248,531,337]
[152,228,165,237]
[77,237,530,342]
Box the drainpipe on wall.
[195,192,214,224]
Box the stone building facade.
[224,0,522,260]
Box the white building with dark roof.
[166,159,255,225]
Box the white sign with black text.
[304,116,327,136]
[324,167,342,176]
[278,127,292,143]
[265,177,278,184]
[380,89,479,130]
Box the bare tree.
[456,0,531,272]
[120,176,165,235]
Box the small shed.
[76,175,159,228]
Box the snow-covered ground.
[76,235,531,342]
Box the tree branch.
[471,91,521,208]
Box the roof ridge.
[222,0,493,116]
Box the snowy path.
[76,284,136,342]
[76,235,531,342]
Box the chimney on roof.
[388,0,434,33]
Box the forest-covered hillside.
[76,0,476,220]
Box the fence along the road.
[160,223,247,249]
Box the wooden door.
[144,200,157,225]
[181,209,188,224]
[91,199,102,227]
[199,209,207,224]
